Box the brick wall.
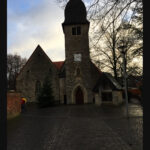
[7,92,21,119]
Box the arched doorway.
[75,86,84,104]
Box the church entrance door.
[75,87,84,104]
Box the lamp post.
[118,44,129,118]
[118,43,132,146]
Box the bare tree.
[56,0,68,9]
[56,0,142,36]
[91,19,142,80]
[91,10,122,80]
[130,1,143,57]
[7,54,27,90]
[56,0,143,77]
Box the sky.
[8,0,91,61]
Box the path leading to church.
[7,103,143,150]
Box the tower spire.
[62,0,89,25]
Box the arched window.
[35,80,41,97]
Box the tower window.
[35,80,41,98]
[72,26,81,35]
[72,27,76,35]
[77,27,81,35]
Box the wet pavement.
[7,102,143,150]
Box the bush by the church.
[37,76,55,108]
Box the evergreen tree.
[37,75,55,108]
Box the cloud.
[8,0,65,61]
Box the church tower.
[62,0,93,104]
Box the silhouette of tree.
[7,54,27,90]
[37,75,55,108]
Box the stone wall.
[16,46,60,102]
[95,87,123,106]
[7,92,21,119]
[95,93,102,105]
[59,78,66,104]
[112,91,123,105]
[64,24,99,104]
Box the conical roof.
[62,0,89,25]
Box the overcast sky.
[8,0,90,61]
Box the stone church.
[16,0,123,105]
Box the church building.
[16,0,123,105]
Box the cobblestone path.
[7,103,143,150]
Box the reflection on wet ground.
[7,102,143,150]
[127,104,143,117]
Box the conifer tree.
[37,75,54,108]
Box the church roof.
[93,72,122,92]
[53,61,65,70]
[62,0,89,25]
[104,73,122,89]
[16,45,64,79]
[91,61,102,75]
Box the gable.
[16,45,57,80]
